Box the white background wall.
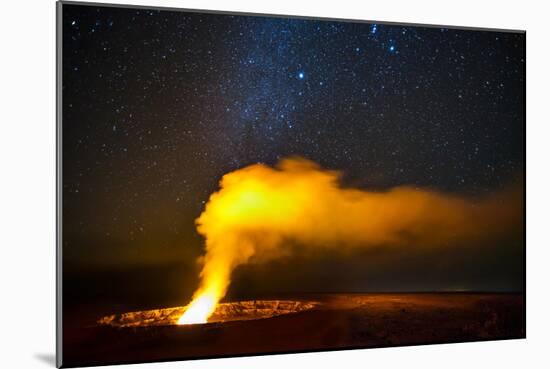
[1,0,548,368]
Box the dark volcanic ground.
[62,293,525,367]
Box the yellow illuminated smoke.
[177,157,522,325]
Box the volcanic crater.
[98,300,319,328]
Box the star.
[298,71,305,79]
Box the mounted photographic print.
[57,1,526,367]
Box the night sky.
[62,3,525,300]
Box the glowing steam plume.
[177,157,522,325]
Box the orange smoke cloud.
[178,157,522,324]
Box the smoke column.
[177,157,522,324]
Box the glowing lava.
[177,293,217,325]
[98,300,319,328]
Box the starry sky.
[62,3,525,298]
